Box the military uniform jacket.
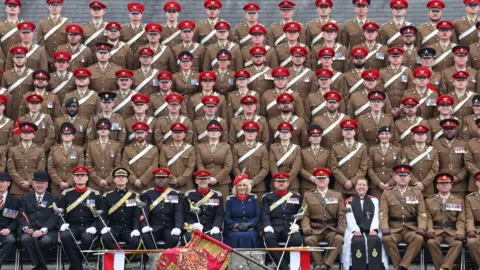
[172,70,200,96]
[428,116,463,141]
[56,43,94,71]
[305,18,335,47]
[112,89,136,118]
[120,23,148,57]
[37,16,71,58]
[267,21,306,48]
[403,88,439,120]
[87,113,126,144]
[330,141,368,195]
[227,89,260,123]
[379,20,409,47]
[232,141,269,192]
[5,43,48,71]
[58,187,100,228]
[48,144,85,188]
[108,41,134,70]
[85,139,122,190]
[0,193,20,231]
[158,143,196,192]
[18,91,62,119]
[261,191,302,233]
[184,189,224,230]
[341,18,372,49]
[394,117,431,148]
[464,138,480,192]
[121,143,159,191]
[192,116,228,145]
[440,66,477,94]
[213,69,235,96]
[187,92,228,121]
[18,192,58,231]
[367,144,402,188]
[268,114,309,148]
[0,20,22,56]
[154,115,193,149]
[148,91,188,118]
[48,71,76,103]
[160,24,182,47]
[346,90,393,119]
[469,42,480,70]
[54,115,89,148]
[260,89,304,120]
[430,71,444,91]
[196,142,232,186]
[312,112,350,149]
[417,22,458,48]
[379,187,427,232]
[301,189,344,235]
[193,18,233,47]
[134,44,177,73]
[430,42,456,72]
[125,115,155,145]
[401,145,439,196]
[14,113,55,151]
[171,42,205,72]
[378,66,415,108]
[465,192,480,233]
[0,116,14,149]
[450,90,474,119]
[204,42,243,71]
[247,66,274,96]
[341,68,364,99]
[63,90,101,120]
[269,143,302,190]
[311,43,348,73]
[352,42,388,71]
[300,146,330,191]
[241,44,278,69]
[275,43,310,69]
[228,114,269,145]
[141,188,183,231]
[357,113,395,147]
[431,138,468,193]
[87,63,121,92]
[287,67,316,100]
[81,21,108,52]
[454,16,479,46]
[461,115,479,141]
[402,46,419,70]
[131,68,160,96]
[426,194,465,236]
[234,22,255,48]
[1,68,34,120]
[101,189,140,230]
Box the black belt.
[310,218,337,225]
[390,216,416,223]
[433,221,455,228]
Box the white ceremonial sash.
[459,25,476,40]
[322,114,345,136]
[348,79,364,94]
[365,44,382,60]
[200,29,217,45]
[338,143,363,167]
[273,116,299,139]
[286,68,310,89]
[78,90,95,105]
[128,144,154,165]
[51,72,73,94]
[354,102,370,116]
[383,66,407,89]
[8,69,32,93]
[112,92,136,113]
[134,69,159,92]
[0,27,18,43]
[421,29,438,45]
[409,146,434,166]
[167,144,192,166]
[310,32,323,47]
[452,92,474,114]
[239,34,252,44]
[154,102,168,116]
[84,26,106,46]
[387,22,411,45]
[70,45,87,62]
[161,30,181,45]
[399,118,424,140]
[236,115,261,138]
[44,17,69,41]
[127,29,145,46]
[275,33,286,47]
[238,143,262,163]
[248,68,270,83]
[26,44,39,59]
[276,144,297,167]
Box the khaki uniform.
[233,22,253,49]
[81,21,108,52]
[195,142,233,204]
[394,117,431,148]
[112,90,137,118]
[367,144,403,199]
[274,43,310,68]
[379,20,409,47]
[0,116,14,149]
[440,66,477,94]
[267,21,306,48]
[464,138,480,192]
[172,70,200,96]
[312,112,350,149]
[351,43,388,71]
[469,42,480,70]
[465,192,480,266]
[461,115,480,141]
[300,146,330,195]
[5,43,48,71]
[192,116,228,145]
[241,45,278,69]
[193,19,233,47]
[148,91,187,118]
[268,114,308,148]
[86,113,126,144]
[213,69,235,96]
[37,16,71,59]
[260,89,304,119]
[402,47,419,70]
[226,90,260,123]
[0,145,6,172]
[203,42,243,71]
[287,67,316,100]
[450,91,475,119]
[269,143,302,192]
[305,90,346,123]
[454,16,479,46]
[160,24,182,47]
[346,90,393,119]
[14,113,55,152]
[120,23,148,58]
[402,145,439,196]
[330,141,368,196]
[341,68,364,99]
[378,66,415,108]
[247,66,274,96]
[0,20,22,56]
[380,187,427,269]
[124,115,155,145]
[301,189,345,266]
[87,62,121,92]
[417,22,458,48]
[402,88,439,120]
[428,116,462,141]
[311,43,348,72]
[47,144,85,195]
[187,92,228,121]
[232,141,269,197]
[158,143,196,193]
[1,68,34,120]
[108,41,134,69]
[171,42,205,72]
[429,42,456,72]
[63,90,101,119]
[425,194,466,270]
[341,18,372,49]
[54,115,89,148]
[48,71,76,103]
[131,68,159,96]
[122,143,159,193]
[153,115,193,149]
[85,139,122,191]
[134,44,177,72]
[357,113,395,147]
[304,19,336,48]
[18,91,62,118]
[432,138,468,197]
[7,144,46,197]
[228,115,269,145]
[430,71,443,91]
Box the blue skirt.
[225,229,260,248]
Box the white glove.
[192,223,204,232]
[289,224,300,233]
[59,223,69,232]
[101,227,111,235]
[142,226,153,233]
[130,230,140,237]
[264,226,274,233]
[86,227,97,234]
[171,228,181,236]
[211,226,220,235]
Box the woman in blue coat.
[225,173,260,248]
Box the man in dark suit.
[18,170,58,270]
[0,172,21,267]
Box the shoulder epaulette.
[332,142,343,147]
[427,194,437,199]
[262,192,273,198]
[213,190,222,196]
[185,189,196,196]
[226,195,234,201]
[250,194,257,199]
[467,192,476,197]
[103,190,114,197]
[142,187,155,194]
[61,187,75,195]
[88,188,100,195]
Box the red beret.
[312,168,332,177]
[73,166,89,175]
[194,169,212,178]
[152,168,171,176]
[127,2,144,12]
[53,50,72,61]
[350,46,368,57]
[413,67,432,78]
[249,24,267,35]
[17,21,35,32]
[243,2,260,10]
[199,71,217,81]
[318,47,335,57]
[390,0,408,8]
[271,66,290,77]
[178,20,196,31]
[10,45,28,55]
[132,121,149,131]
[242,120,260,131]
[283,21,301,32]
[202,95,220,105]
[316,68,334,78]
[66,24,84,35]
[157,70,173,81]
[145,22,162,33]
[163,1,181,12]
[249,45,267,55]
[436,95,454,106]
[214,21,230,31]
[73,68,92,77]
[233,173,249,186]
[272,172,290,179]
[426,0,445,9]
[401,96,419,105]
[171,122,188,132]
[277,121,293,132]
[321,22,339,32]
[240,95,258,104]
[411,124,430,133]
[340,119,358,129]
[25,93,43,102]
[204,0,222,9]
[362,21,380,31]
[276,93,295,103]
[131,93,149,104]
[437,20,454,30]
[323,90,342,101]
[115,69,134,78]
[235,69,251,78]
[361,69,380,79]
[165,93,184,104]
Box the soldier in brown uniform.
[63,68,100,120]
[1,46,33,120]
[340,0,371,49]
[54,97,88,148]
[134,23,177,73]
[449,70,475,119]
[81,1,108,53]
[394,97,432,147]
[47,122,84,195]
[351,21,388,71]
[212,50,235,96]
[454,0,480,46]
[432,119,468,198]
[440,45,477,94]
[417,0,455,48]
[233,3,260,49]
[194,0,233,47]
[300,126,330,196]
[267,0,306,48]
[119,3,147,57]
[425,173,466,270]
[246,46,274,95]
[417,47,444,89]
[286,46,315,100]
[85,118,122,192]
[380,164,427,270]
[468,21,480,70]
[229,95,268,145]
[172,51,200,97]
[302,167,344,270]
[429,95,462,141]
[275,22,309,69]
[399,26,419,70]
[192,95,228,145]
[103,22,133,70]
[124,93,155,145]
[330,119,368,198]
[17,70,60,119]
[379,0,411,47]
[305,0,337,48]
[403,67,439,120]
[464,117,480,192]
[311,22,347,73]
[122,121,158,193]
[150,73,187,118]
[37,0,71,69]
[171,20,205,73]
[231,120,269,200]
[0,94,14,150]
[87,91,126,145]
[227,69,260,122]
[466,173,480,268]
[48,51,75,103]
[269,121,301,193]
[367,126,403,199]
[160,1,182,48]
[203,22,242,71]
[131,47,160,96]
[430,20,457,72]
[195,119,233,203]
[87,42,121,92]
[311,49,344,96]
[112,69,136,118]
[158,122,195,192]
[14,93,55,152]
[342,46,368,99]
[188,71,227,121]
[5,22,48,71]
[462,94,480,140]
[56,24,94,72]
[0,0,22,57]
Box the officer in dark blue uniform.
[0,172,20,267]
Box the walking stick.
[135,196,158,249]
[275,205,307,270]
[21,213,48,269]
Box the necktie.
[101,142,106,151]
[359,21,363,27]
[313,147,318,155]
[382,146,387,154]
[396,23,401,28]
[16,69,22,76]
[210,144,216,153]
[347,143,352,151]
[374,116,379,124]
[37,196,42,207]
[0,195,4,209]
[95,23,100,29]
[282,145,288,153]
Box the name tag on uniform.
[111,122,121,130]
[86,199,95,207]
[401,74,407,82]
[287,197,300,204]
[79,125,85,132]
[152,79,158,87]
[376,53,384,60]
[334,52,345,60]
[2,208,18,218]
[110,151,115,158]
[206,198,220,206]
[70,151,77,160]
[324,197,338,204]
[454,146,466,154]
[303,76,310,83]
[406,196,419,204]
[47,100,53,108]
[426,98,436,106]
[190,79,198,85]
[165,195,179,203]
[446,203,462,211]
[126,199,136,207]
